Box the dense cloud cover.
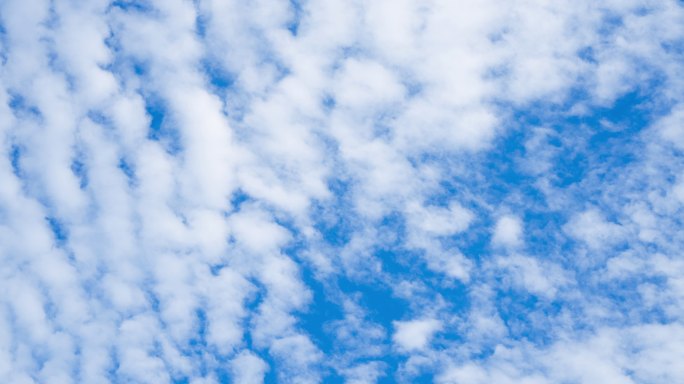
[0,0,683,383]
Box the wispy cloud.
[0,0,683,382]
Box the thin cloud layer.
[0,0,683,383]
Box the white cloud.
[0,0,683,382]
[439,324,684,384]
[403,201,474,281]
[496,255,567,299]
[341,361,386,384]
[393,319,442,352]
[492,215,523,249]
[407,201,474,237]
[564,209,626,250]
[657,105,684,149]
[230,351,269,384]
[269,334,323,383]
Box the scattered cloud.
[393,319,443,352]
[0,0,683,382]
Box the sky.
[0,0,683,383]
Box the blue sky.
[0,0,684,383]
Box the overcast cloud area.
[0,0,683,383]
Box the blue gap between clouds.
[0,22,7,65]
[70,151,88,190]
[235,277,281,384]
[202,59,236,93]
[287,0,303,36]
[486,84,663,346]
[279,218,346,359]
[335,212,411,329]
[8,92,41,118]
[194,4,208,39]
[399,85,661,357]
[495,289,562,348]
[308,174,473,381]
[144,96,183,155]
[45,216,68,246]
[596,274,671,325]
[279,201,414,381]
[110,0,155,13]
[118,157,137,187]
[10,144,22,178]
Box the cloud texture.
[0,0,683,382]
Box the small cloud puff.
[492,215,523,249]
[564,209,625,250]
[407,201,474,237]
[230,351,269,384]
[392,318,443,352]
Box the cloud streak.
[0,0,683,382]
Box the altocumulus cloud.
[0,0,683,383]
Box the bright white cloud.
[230,351,269,384]
[393,319,443,352]
[0,0,683,382]
[492,215,524,249]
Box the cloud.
[564,209,626,250]
[340,361,387,384]
[0,0,683,382]
[492,215,523,249]
[657,105,684,149]
[230,351,268,384]
[392,319,442,352]
[495,255,566,299]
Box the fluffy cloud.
[393,319,443,352]
[0,0,683,382]
[492,215,523,249]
